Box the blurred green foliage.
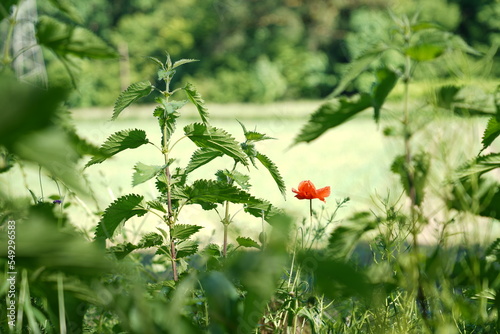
[33,0,499,107]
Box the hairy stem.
[222,201,229,257]
[162,86,178,281]
[402,52,428,321]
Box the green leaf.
[405,44,445,61]
[86,129,149,167]
[244,198,281,223]
[184,83,209,123]
[0,75,69,147]
[0,1,17,21]
[47,0,83,23]
[147,199,167,213]
[241,142,258,167]
[456,153,500,180]
[171,224,203,240]
[164,100,188,114]
[175,179,253,207]
[173,59,199,69]
[108,242,137,260]
[293,94,372,144]
[137,232,164,248]
[0,150,15,174]
[328,52,381,98]
[184,123,248,166]
[411,22,442,32]
[36,16,117,59]
[391,152,430,206]
[238,120,275,142]
[176,240,199,259]
[112,81,153,120]
[328,212,377,258]
[14,129,87,194]
[132,162,165,186]
[371,68,398,122]
[495,85,500,121]
[448,177,500,220]
[256,153,286,198]
[185,147,224,174]
[236,237,260,249]
[95,194,147,240]
[200,272,240,332]
[481,118,500,152]
[154,105,180,145]
[148,56,165,69]
[298,253,372,299]
[435,85,462,110]
[216,169,251,190]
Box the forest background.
[40,0,500,108]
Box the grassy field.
[2,100,498,246]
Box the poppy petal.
[316,186,331,202]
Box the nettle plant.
[86,54,285,281]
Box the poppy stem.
[309,199,313,226]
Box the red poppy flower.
[292,180,331,202]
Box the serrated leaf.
[86,129,149,167]
[175,179,253,207]
[185,147,224,174]
[47,0,83,23]
[108,242,137,260]
[241,142,258,167]
[36,16,117,59]
[238,120,275,142]
[405,44,445,61]
[137,232,164,248]
[481,118,500,152]
[216,169,251,190]
[95,194,147,240]
[176,240,199,259]
[173,58,199,69]
[203,243,221,256]
[328,52,381,98]
[148,56,165,69]
[147,199,167,213]
[371,68,398,122]
[184,123,248,166]
[244,198,281,223]
[256,153,286,198]
[171,224,203,240]
[184,83,209,123]
[236,237,260,249]
[112,81,153,120]
[456,153,500,180]
[391,152,430,206]
[154,105,179,145]
[293,94,372,145]
[132,162,165,186]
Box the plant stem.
[309,199,313,226]
[222,201,229,257]
[402,51,428,321]
[161,85,178,281]
[1,4,18,67]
